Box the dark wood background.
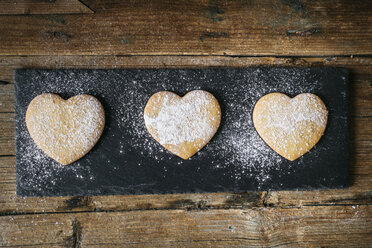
[0,0,371,247]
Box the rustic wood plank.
[1,207,371,247]
[0,1,370,246]
[0,116,371,214]
[0,56,371,116]
[0,0,93,15]
[0,0,371,56]
[0,213,75,247]
[0,83,13,113]
[2,56,372,79]
[255,206,372,248]
[0,113,14,156]
[265,188,372,208]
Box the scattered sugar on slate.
[113,68,321,188]
[15,68,330,195]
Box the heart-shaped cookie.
[26,93,105,165]
[253,93,328,161]
[144,90,221,159]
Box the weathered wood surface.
[1,207,371,247]
[0,56,372,115]
[0,0,93,15]
[0,0,371,56]
[0,0,372,246]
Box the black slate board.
[15,68,349,197]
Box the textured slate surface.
[14,68,349,196]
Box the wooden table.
[0,1,371,247]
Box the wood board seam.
[1,203,372,217]
[1,54,372,58]
[78,0,95,13]
[0,0,94,15]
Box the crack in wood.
[262,191,271,207]
[0,0,94,15]
[44,31,72,42]
[320,192,372,204]
[65,218,82,248]
[200,32,229,42]
[84,237,261,246]
[78,0,95,13]
[0,242,65,247]
[0,202,371,217]
[262,191,372,208]
[286,28,320,36]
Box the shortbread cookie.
[253,93,328,161]
[144,90,221,159]
[26,93,105,165]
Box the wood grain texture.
[0,113,14,156]
[1,0,372,243]
[0,0,371,56]
[0,56,371,115]
[1,207,371,247]
[0,0,93,15]
[0,213,75,247]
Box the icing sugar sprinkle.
[261,93,328,132]
[16,68,337,194]
[144,91,219,145]
[26,94,105,164]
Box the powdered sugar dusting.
[26,94,105,165]
[252,93,328,160]
[195,68,325,188]
[15,70,111,196]
[144,91,219,145]
[16,122,95,195]
[260,93,328,132]
[15,68,347,195]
